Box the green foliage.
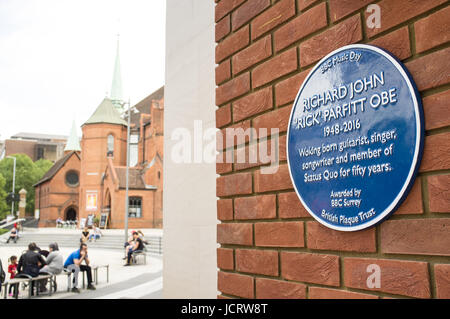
[35,159,54,177]
[0,154,53,216]
[0,173,8,220]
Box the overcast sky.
[0,0,166,140]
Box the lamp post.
[6,156,16,217]
[124,99,131,243]
[123,99,139,243]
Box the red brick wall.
[215,0,450,299]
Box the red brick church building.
[34,38,164,229]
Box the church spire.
[65,120,81,152]
[110,34,124,113]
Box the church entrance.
[65,206,77,221]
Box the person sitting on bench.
[6,227,18,244]
[39,243,63,292]
[17,243,47,295]
[64,243,96,293]
[124,231,145,266]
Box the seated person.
[89,224,102,242]
[64,243,96,293]
[18,243,47,295]
[124,231,145,266]
[56,217,63,227]
[6,227,18,244]
[80,227,89,243]
[39,243,64,292]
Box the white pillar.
[163,0,217,298]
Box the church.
[34,38,164,229]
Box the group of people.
[3,242,96,297]
[124,230,147,266]
[80,224,102,243]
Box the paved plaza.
[0,228,163,299]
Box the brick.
[216,72,250,106]
[233,135,283,171]
[234,195,276,220]
[297,0,321,11]
[252,48,298,88]
[417,6,450,53]
[251,0,296,40]
[236,249,279,276]
[428,174,450,213]
[232,34,272,75]
[307,221,376,252]
[231,0,270,31]
[218,271,254,298]
[217,172,252,197]
[365,0,447,38]
[216,25,249,63]
[278,192,310,218]
[435,264,450,299]
[217,120,252,150]
[420,132,450,172]
[344,258,430,298]
[233,87,273,122]
[309,287,378,299]
[215,0,246,22]
[275,69,310,106]
[217,149,233,174]
[274,3,327,52]
[329,0,373,22]
[300,14,362,67]
[216,59,231,85]
[281,252,340,286]
[406,47,450,91]
[256,278,306,299]
[217,248,234,270]
[254,163,293,193]
[217,198,233,221]
[252,105,292,139]
[217,223,253,245]
[369,27,411,61]
[423,90,450,131]
[216,15,231,42]
[216,104,232,128]
[255,221,305,247]
[394,177,423,215]
[380,219,450,256]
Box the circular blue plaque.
[287,44,424,231]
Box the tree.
[0,154,52,216]
[0,173,8,220]
[35,159,54,177]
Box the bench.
[2,278,31,299]
[66,265,109,289]
[2,275,53,299]
[132,251,147,265]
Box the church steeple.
[110,34,124,113]
[64,120,81,152]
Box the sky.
[0,0,166,140]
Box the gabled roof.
[33,151,80,187]
[83,97,127,126]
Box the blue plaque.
[287,44,424,231]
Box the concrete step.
[0,232,163,255]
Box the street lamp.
[6,156,16,217]
[123,99,139,243]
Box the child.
[8,256,18,297]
